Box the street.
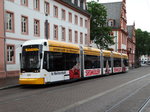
[0,67,150,112]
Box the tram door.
[80,47,84,78]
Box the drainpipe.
[45,14,49,40]
[3,0,7,78]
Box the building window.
[7,45,15,63]
[6,11,14,32]
[61,9,66,20]
[34,19,40,36]
[62,27,66,41]
[54,25,58,40]
[75,15,78,25]
[54,6,58,18]
[68,12,72,23]
[80,32,83,44]
[85,20,88,28]
[80,17,83,27]
[75,31,78,43]
[34,0,40,11]
[74,0,78,6]
[21,0,28,6]
[69,29,72,42]
[44,1,50,15]
[21,16,28,34]
[80,0,84,8]
[108,19,115,27]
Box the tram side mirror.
[44,42,47,46]
[20,53,22,67]
[40,53,43,59]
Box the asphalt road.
[0,67,150,112]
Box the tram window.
[123,59,129,66]
[50,52,66,71]
[43,52,79,71]
[104,57,111,68]
[114,58,121,67]
[84,55,100,69]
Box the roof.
[48,40,80,54]
[102,50,112,57]
[48,40,79,49]
[83,47,100,56]
[101,2,122,28]
[55,0,91,17]
[112,51,122,58]
[127,25,134,38]
[23,39,47,46]
[122,54,128,59]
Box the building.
[127,24,136,67]
[101,0,128,53]
[91,0,137,68]
[0,0,91,78]
[140,55,150,65]
[96,0,136,67]
[91,0,128,54]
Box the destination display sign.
[25,48,39,52]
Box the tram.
[19,39,128,85]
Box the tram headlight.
[34,70,40,73]
[21,71,25,73]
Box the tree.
[135,29,150,67]
[136,29,150,55]
[87,1,114,49]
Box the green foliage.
[136,29,150,56]
[135,29,150,67]
[87,1,114,49]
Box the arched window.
[108,19,115,27]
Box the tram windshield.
[21,45,42,72]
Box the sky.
[87,0,150,32]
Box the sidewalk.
[0,77,19,90]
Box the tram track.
[0,67,149,99]
[138,96,150,112]
[0,67,150,112]
[105,82,150,112]
[54,72,150,112]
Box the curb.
[0,84,20,90]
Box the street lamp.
[45,13,49,40]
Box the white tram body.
[19,39,129,85]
